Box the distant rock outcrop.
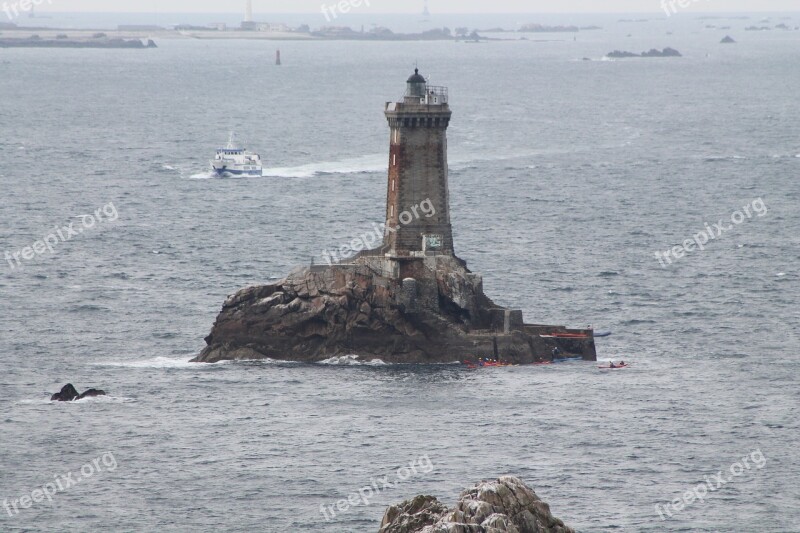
[721,35,736,43]
[519,23,579,33]
[378,476,575,533]
[607,47,682,58]
[50,384,107,402]
[0,37,157,48]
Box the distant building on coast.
[241,0,257,30]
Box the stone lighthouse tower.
[384,69,454,256]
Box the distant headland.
[0,33,157,48]
[0,18,610,44]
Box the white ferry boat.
[210,134,262,177]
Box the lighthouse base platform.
[193,255,597,364]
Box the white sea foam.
[73,395,136,403]
[91,356,225,369]
[318,355,386,366]
[20,396,136,405]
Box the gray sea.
[1,12,799,533]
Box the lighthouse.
[384,69,454,257]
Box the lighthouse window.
[392,180,395,191]
[390,205,394,217]
[392,155,396,166]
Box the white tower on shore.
[245,0,253,23]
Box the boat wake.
[189,171,215,180]
[181,148,575,180]
[264,154,387,178]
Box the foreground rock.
[50,384,107,402]
[193,257,596,364]
[379,476,574,533]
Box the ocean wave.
[703,155,747,162]
[91,356,227,369]
[318,355,386,366]
[20,396,136,405]
[73,395,136,403]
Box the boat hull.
[210,165,262,177]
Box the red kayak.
[598,364,630,369]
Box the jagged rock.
[193,256,596,364]
[721,35,736,43]
[78,389,107,400]
[378,476,574,533]
[50,384,80,402]
[380,495,450,533]
[50,384,107,402]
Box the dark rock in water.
[721,35,736,43]
[607,50,639,58]
[607,47,682,58]
[78,388,107,400]
[50,384,107,402]
[641,47,682,57]
[50,384,80,402]
[378,476,575,533]
[146,39,158,48]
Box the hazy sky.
[35,1,800,14]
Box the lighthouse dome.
[407,68,426,84]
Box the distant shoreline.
[0,26,585,43]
